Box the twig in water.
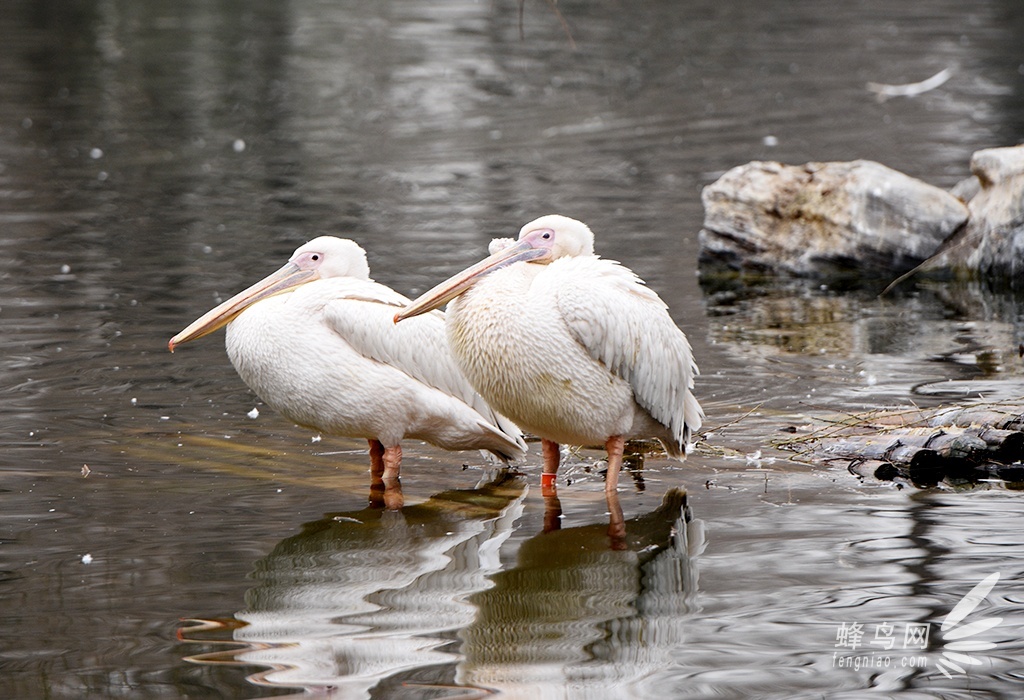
[772,404,928,451]
[879,221,970,297]
[699,403,765,437]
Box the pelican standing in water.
[169,237,526,496]
[395,215,703,496]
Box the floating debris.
[777,402,1024,487]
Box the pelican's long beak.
[168,262,317,352]
[394,239,546,322]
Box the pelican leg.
[541,438,560,496]
[604,435,624,494]
[368,439,386,478]
[382,446,403,509]
[382,444,402,480]
[368,440,403,510]
[605,436,626,548]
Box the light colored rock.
[699,160,969,277]
[970,145,1024,187]
[931,145,1024,280]
[949,175,980,204]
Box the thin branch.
[543,0,577,49]
[698,403,765,437]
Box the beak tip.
[168,338,177,353]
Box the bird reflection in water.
[182,469,527,696]
[180,474,704,698]
[458,488,703,697]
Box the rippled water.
[2,0,1024,698]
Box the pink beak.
[394,238,547,323]
[169,262,317,352]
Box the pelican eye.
[541,232,551,239]
[311,254,320,261]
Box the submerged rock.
[699,160,969,278]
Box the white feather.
[549,256,702,454]
[322,282,525,453]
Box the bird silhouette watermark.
[830,572,1003,678]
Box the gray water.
[2,1,1024,697]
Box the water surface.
[2,0,1024,697]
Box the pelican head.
[169,236,369,351]
[395,215,594,322]
[517,214,595,258]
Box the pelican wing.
[550,257,703,451]
[321,279,525,450]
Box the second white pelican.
[169,237,526,486]
[395,215,703,494]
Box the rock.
[948,175,980,204]
[970,145,1024,187]
[698,160,969,278]
[928,145,1024,282]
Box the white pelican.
[395,215,703,495]
[168,237,526,487]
